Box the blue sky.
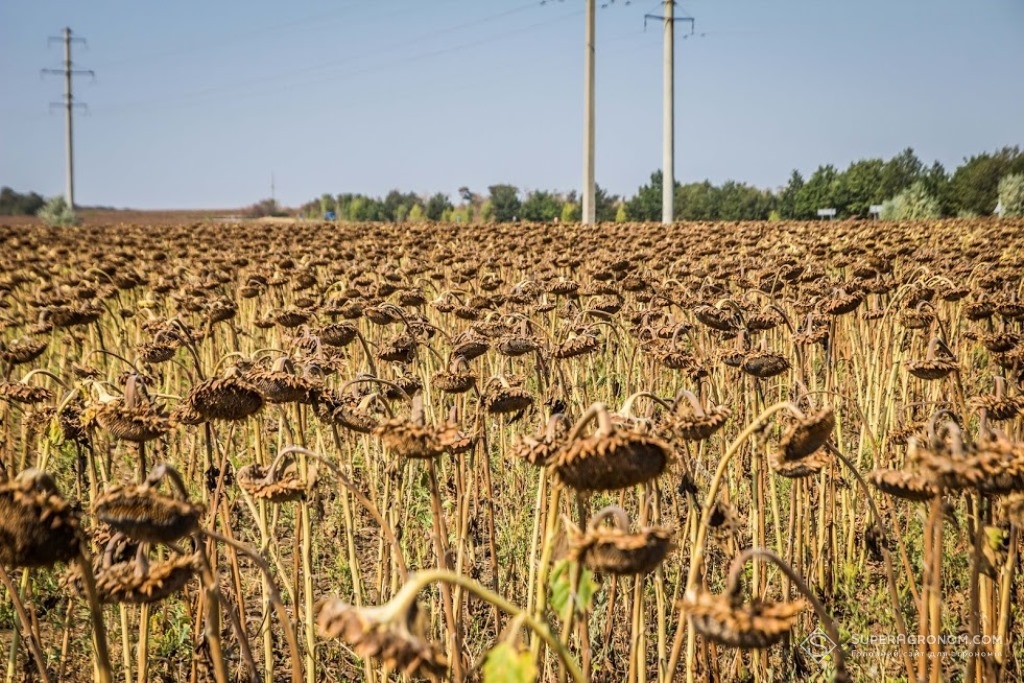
[1,0,1022,209]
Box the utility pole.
[662,0,675,225]
[582,0,596,225]
[646,4,693,225]
[43,28,93,209]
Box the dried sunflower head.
[741,351,790,379]
[552,330,600,359]
[94,398,171,442]
[245,357,320,404]
[0,469,81,568]
[274,308,311,328]
[778,407,835,461]
[509,414,569,467]
[181,373,264,422]
[553,402,670,491]
[315,390,382,434]
[137,341,177,364]
[970,394,1024,422]
[906,336,957,380]
[906,358,957,380]
[317,323,358,348]
[482,378,534,415]
[969,377,1023,421]
[980,332,1020,354]
[668,390,730,442]
[770,448,831,478]
[0,338,48,366]
[82,543,198,604]
[682,592,806,649]
[317,598,447,681]
[0,381,53,406]
[496,334,540,357]
[867,468,939,501]
[377,334,417,363]
[431,356,476,394]
[821,290,863,316]
[93,465,203,544]
[373,395,451,459]
[237,449,317,504]
[692,304,738,332]
[567,505,674,576]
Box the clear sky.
[1,0,1022,209]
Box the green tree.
[479,200,494,223]
[615,203,627,222]
[795,165,842,218]
[880,180,940,219]
[425,193,453,221]
[342,195,386,221]
[594,185,619,222]
[714,180,775,221]
[407,203,425,222]
[521,190,561,222]
[318,193,335,217]
[336,194,350,218]
[382,190,419,222]
[0,187,46,216]
[244,198,286,218]
[676,181,718,220]
[778,170,805,219]
[840,158,885,217]
[561,200,581,223]
[998,173,1024,217]
[487,184,521,223]
[920,161,952,216]
[950,147,1024,215]
[625,171,668,222]
[342,195,363,221]
[879,147,924,200]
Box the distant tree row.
[6,145,1022,225]
[774,146,1024,220]
[626,146,1024,221]
[299,191,454,223]
[300,184,624,223]
[0,187,46,216]
[300,146,1024,223]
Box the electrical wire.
[93,6,587,116]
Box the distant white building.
[995,200,1005,217]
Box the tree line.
[299,146,1024,222]
[3,145,1021,222]
[0,187,45,216]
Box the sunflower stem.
[0,565,51,683]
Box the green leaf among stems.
[483,643,538,683]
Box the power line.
[42,28,94,209]
[89,0,521,71]
[122,0,623,113]
[94,5,585,116]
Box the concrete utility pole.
[43,28,92,209]
[662,0,674,225]
[582,0,596,225]
[647,4,693,225]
